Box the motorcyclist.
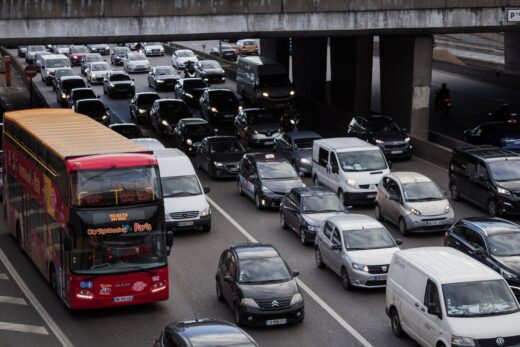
[435,83,450,103]
[184,60,196,77]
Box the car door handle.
[414,303,419,308]
[421,308,425,312]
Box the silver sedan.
[374,171,455,235]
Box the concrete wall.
[2,1,520,44]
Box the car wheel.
[300,227,309,246]
[338,189,345,206]
[216,280,224,302]
[313,175,319,186]
[280,212,288,230]
[390,308,404,337]
[202,225,211,232]
[255,193,262,209]
[237,179,244,196]
[374,203,384,221]
[399,217,409,236]
[450,182,460,201]
[233,303,243,326]
[341,267,352,291]
[488,199,499,217]
[315,247,326,269]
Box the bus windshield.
[71,166,162,207]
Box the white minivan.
[312,138,390,206]
[386,247,520,347]
[40,54,71,86]
[154,149,212,232]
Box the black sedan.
[153,319,258,347]
[88,43,110,55]
[347,115,412,159]
[196,60,226,83]
[280,187,347,245]
[216,244,304,327]
[173,118,214,155]
[103,71,135,98]
[200,89,241,125]
[110,46,130,66]
[147,66,180,90]
[274,131,322,174]
[237,153,304,209]
[149,99,192,137]
[174,78,208,106]
[196,136,246,179]
[129,92,160,123]
[56,76,87,107]
[234,109,282,147]
[108,123,144,139]
[73,99,110,126]
[52,68,74,91]
[66,87,97,108]
[464,121,520,151]
[210,43,238,61]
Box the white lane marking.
[0,249,73,347]
[206,196,373,347]
[0,295,27,305]
[0,322,49,335]
[0,273,8,280]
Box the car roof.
[246,152,287,163]
[41,54,68,60]
[61,76,84,81]
[175,49,194,53]
[287,131,321,140]
[461,217,520,236]
[455,145,519,161]
[208,89,234,94]
[396,247,503,284]
[315,137,378,151]
[71,87,92,93]
[165,319,255,346]
[109,123,139,129]
[388,171,431,184]
[290,186,335,197]
[180,78,205,82]
[109,71,129,75]
[76,98,103,105]
[232,244,279,260]
[179,118,207,125]
[157,98,184,104]
[206,135,240,143]
[326,214,384,231]
[135,92,160,97]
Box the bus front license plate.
[266,319,287,326]
[113,296,134,303]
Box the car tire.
[374,203,384,221]
[315,247,326,269]
[487,199,499,217]
[237,179,244,196]
[390,308,404,338]
[234,303,243,326]
[450,182,460,201]
[398,217,409,236]
[338,189,345,206]
[313,175,319,187]
[255,193,262,209]
[341,267,352,291]
[300,227,309,246]
[202,225,211,233]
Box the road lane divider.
[206,196,373,347]
[0,295,27,305]
[0,248,73,347]
[0,322,49,335]
[0,273,8,280]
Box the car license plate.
[374,275,387,281]
[427,220,442,225]
[264,141,273,145]
[113,295,133,303]
[391,150,403,154]
[224,114,234,118]
[178,221,194,227]
[265,318,287,326]
[367,194,376,199]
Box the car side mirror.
[63,234,72,252]
[387,161,393,169]
[224,275,233,283]
[292,270,300,277]
[474,247,487,257]
[132,78,135,81]
[395,239,403,245]
[332,244,342,251]
[106,106,111,111]
[427,304,442,318]
[298,172,304,177]
[41,66,45,70]
[203,185,210,194]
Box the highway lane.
[2,47,500,347]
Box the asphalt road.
[0,47,506,347]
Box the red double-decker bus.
[3,109,172,309]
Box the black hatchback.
[347,115,411,159]
[445,217,520,298]
[196,136,246,179]
[73,99,110,126]
[216,244,304,327]
[174,78,208,106]
[173,118,214,155]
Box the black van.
[449,145,520,216]
[236,56,294,109]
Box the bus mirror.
[64,235,72,252]
[166,230,174,248]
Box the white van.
[312,138,390,206]
[386,247,520,347]
[40,54,71,86]
[154,149,211,232]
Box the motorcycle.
[434,91,452,114]
[184,63,197,78]
[280,105,300,132]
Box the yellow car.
[235,39,258,56]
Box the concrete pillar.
[292,37,327,102]
[505,32,520,75]
[259,38,290,71]
[330,36,373,117]
[380,35,433,140]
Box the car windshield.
[368,117,400,132]
[488,160,520,181]
[443,280,519,317]
[63,80,86,92]
[110,74,131,82]
[184,79,208,89]
[488,233,520,257]
[85,54,102,62]
[211,140,244,153]
[259,74,291,88]
[155,67,176,76]
[248,111,278,125]
[337,151,387,172]
[186,124,213,136]
[201,61,221,69]
[73,90,96,100]
[137,94,160,104]
[257,162,298,180]
[177,50,195,57]
[402,181,445,202]
[29,45,46,52]
[159,102,191,119]
[238,256,291,284]
[57,45,69,48]
[210,91,238,107]
[46,58,69,68]
[302,195,344,213]
[220,44,234,50]
[91,63,110,71]
[293,137,319,149]
[114,47,130,54]
[112,126,143,139]
[128,54,147,61]
[342,228,396,250]
[71,46,88,53]
[77,101,106,116]
[71,166,162,207]
[161,175,201,198]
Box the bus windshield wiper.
[82,165,117,185]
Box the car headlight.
[404,137,411,142]
[252,130,259,134]
[261,186,272,193]
[156,80,164,83]
[61,93,66,98]
[346,178,358,189]
[102,115,108,120]
[240,298,259,309]
[238,106,243,111]
[408,207,421,215]
[138,108,147,114]
[185,93,193,98]
[306,224,320,232]
[165,213,173,221]
[445,205,451,213]
[200,207,211,216]
[161,120,169,126]
[374,139,384,144]
[451,336,475,346]
[109,83,115,87]
[300,158,311,164]
[501,268,519,280]
[497,187,511,196]
[186,139,193,146]
[290,90,295,96]
[211,107,218,113]
[213,161,223,167]
[290,293,303,305]
[352,263,369,272]
[262,92,269,98]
